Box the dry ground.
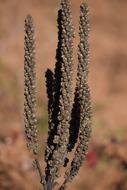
[0,0,127,189]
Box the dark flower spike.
[45,69,55,162]
[67,87,81,152]
[44,9,63,188]
[60,2,92,189]
[52,0,75,171]
[44,0,75,187]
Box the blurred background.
[0,0,127,189]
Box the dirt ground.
[0,0,127,189]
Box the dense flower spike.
[44,0,75,187]
[60,2,92,189]
[67,1,90,153]
[44,9,63,188]
[24,15,38,156]
[52,0,74,173]
[44,9,63,168]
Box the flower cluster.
[24,1,92,190]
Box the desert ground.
[0,0,127,189]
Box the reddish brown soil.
[0,0,127,189]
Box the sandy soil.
[0,0,127,189]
